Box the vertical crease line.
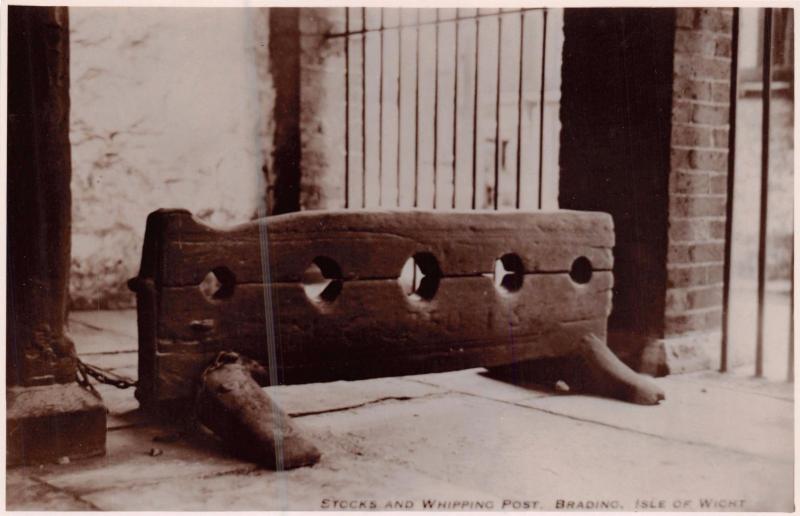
[452,15,460,209]
[432,9,441,209]
[414,9,421,208]
[362,7,367,208]
[378,9,385,207]
[514,10,525,209]
[790,245,795,382]
[345,9,350,209]
[536,9,548,209]
[257,209,284,472]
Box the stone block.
[696,8,733,34]
[7,382,106,466]
[672,123,714,147]
[674,29,717,55]
[667,264,708,288]
[670,171,710,196]
[669,194,726,218]
[712,128,730,148]
[690,148,729,171]
[685,286,723,310]
[715,36,732,57]
[692,103,729,125]
[664,309,720,334]
[639,331,719,376]
[709,173,729,194]
[673,54,732,81]
[710,82,731,102]
[673,77,713,102]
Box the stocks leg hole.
[494,253,525,293]
[199,266,236,301]
[569,256,593,284]
[303,256,343,303]
[398,252,441,301]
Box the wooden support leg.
[196,352,321,469]
[572,334,665,404]
[489,334,665,405]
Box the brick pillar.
[7,6,106,465]
[268,8,347,213]
[641,8,734,375]
[298,8,347,210]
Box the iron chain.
[77,358,138,390]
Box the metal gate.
[721,7,794,381]
[328,8,563,210]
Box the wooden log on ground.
[196,351,321,469]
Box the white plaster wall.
[69,7,272,308]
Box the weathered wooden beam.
[154,318,608,403]
[156,274,613,343]
[7,6,106,466]
[142,208,613,285]
[7,5,76,386]
[131,209,628,410]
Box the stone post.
[268,8,347,213]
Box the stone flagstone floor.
[5,310,795,511]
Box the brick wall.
[665,8,733,341]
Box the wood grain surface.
[133,209,614,406]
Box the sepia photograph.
[4,2,795,511]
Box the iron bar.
[361,8,367,208]
[720,7,740,373]
[514,11,525,209]
[325,8,543,38]
[343,8,551,211]
[452,15,459,209]
[493,13,503,209]
[755,7,773,378]
[537,10,548,209]
[414,9,421,208]
[470,15,480,209]
[432,9,440,209]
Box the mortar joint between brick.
[671,145,729,153]
[670,193,728,199]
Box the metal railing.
[331,7,562,211]
[721,7,794,381]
